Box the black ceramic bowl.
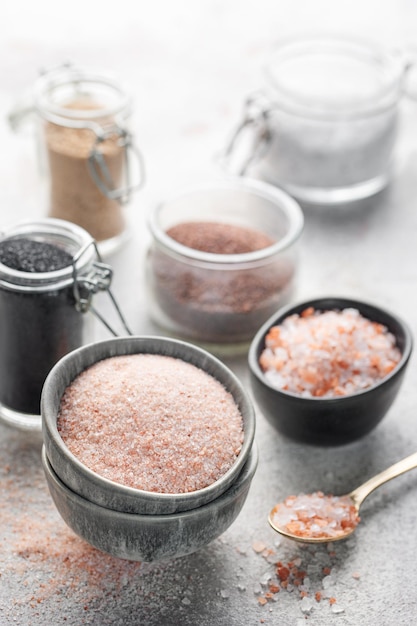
[248,297,413,446]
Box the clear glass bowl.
[146,178,304,349]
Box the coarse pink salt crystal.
[57,354,244,494]
[270,492,360,540]
[259,307,401,398]
[252,541,267,554]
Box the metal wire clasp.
[220,92,272,175]
[88,126,145,205]
[72,241,132,337]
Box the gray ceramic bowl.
[41,336,256,514]
[42,444,258,562]
[248,297,413,446]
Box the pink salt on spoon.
[268,451,417,543]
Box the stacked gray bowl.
[41,336,257,562]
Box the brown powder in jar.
[149,221,295,343]
[45,99,125,242]
[57,354,244,493]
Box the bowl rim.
[248,296,413,403]
[42,443,258,522]
[41,335,256,509]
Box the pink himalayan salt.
[270,491,360,540]
[57,354,244,494]
[259,307,401,398]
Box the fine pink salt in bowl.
[41,336,256,514]
[248,297,413,446]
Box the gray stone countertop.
[2,2,417,624]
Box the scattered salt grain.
[259,307,401,398]
[58,354,244,494]
[301,576,311,590]
[322,575,335,590]
[252,541,267,553]
[260,572,272,587]
[300,596,314,614]
[250,541,350,618]
[266,552,279,564]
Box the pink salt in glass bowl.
[41,336,256,515]
[146,177,304,350]
[248,297,413,446]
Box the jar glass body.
[146,178,304,350]
[250,36,405,205]
[0,218,96,430]
[34,66,136,253]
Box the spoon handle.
[349,451,417,509]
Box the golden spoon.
[268,451,417,543]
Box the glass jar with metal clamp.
[9,62,145,255]
[0,217,132,432]
[222,35,412,206]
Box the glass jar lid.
[33,63,131,130]
[0,218,96,291]
[265,35,406,119]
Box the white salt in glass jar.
[224,35,408,205]
[10,63,145,255]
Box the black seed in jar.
[0,238,73,273]
[0,236,82,415]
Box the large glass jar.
[10,63,144,254]
[146,178,304,351]
[0,218,115,431]
[224,36,407,205]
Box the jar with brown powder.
[10,63,145,254]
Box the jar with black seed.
[0,218,107,431]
